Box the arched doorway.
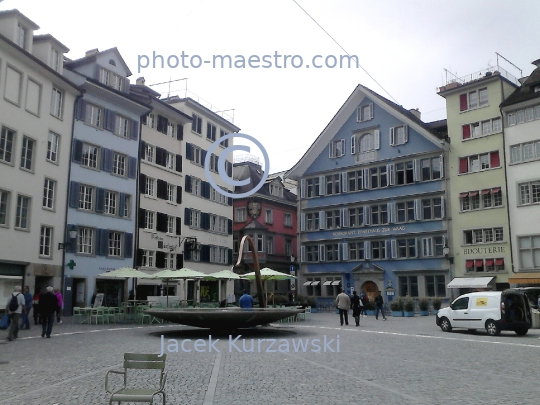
[361,281,379,302]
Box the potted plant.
[403,297,415,317]
[432,297,442,315]
[306,296,317,313]
[389,298,404,317]
[364,299,376,316]
[418,297,429,316]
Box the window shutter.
[351,135,356,154]
[300,213,306,231]
[176,217,182,236]
[119,193,126,217]
[319,245,326,262]
[176,254,184,269]
[490,151,500,168]
[156,212,167,232]
[101,148,113,172]
[156,251,166,269]
[97,228,109,256]
[388,202,395,223]
[184,208,191,225]
[201,149,207,165]
[201,245,211,262]
[414,199,422,220]
[341,172,348,193]
[300,179,306,198]
[201,213,210,230]
[138,173,146,191]
[176,186,182,204]
[440,196,445,218]
[72,139,83,163]
[95,188,105,213]
[130,119,138,140]
[186,143,193,161]
[391,239,397,258]
[139,141,146,159]
[300,246,306,263]
[390,127,395,145]
[337,244,342,261]
[363,168,370,189]
[319,211,325,229]
[364,241,371,259]
[75,99,87,121]
[185,175,192,193]
[342,208,349,227]
[202,181,211,199]
[176,155,182,173]
[176,124,183,140]
[136,249,143,267]
[369,103,374,119]
[342,242,349,261]
[439,155,444,178]
[123,77,130,93]
[128,156,137,179]
[228,219,233,235]
[462,125,471,139]
[138,208,145,228]
[155,147,164,167]
[404,125,408,143]
[413,159,420,181]
[104,109,116,132]
[227,249,233,265]
[340,139,345,157]
[184,248,191,261]
[459,94,468,111]
[228,197,233,206]
[388,163,395,185]
[124,233,133,258]
[364,206,371,225]
[374,129,380,149]
[319,176,325,195]
[328,142,334,159]
[459,157,468,174]
[227,161,232,177]
[156,179,167,200]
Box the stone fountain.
[144,236,303,331]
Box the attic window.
[534,86,540,93]
[109,59,116,66]
[269,184,283,198]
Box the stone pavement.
[1,312,540,405]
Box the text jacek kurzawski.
[159,334,340,355]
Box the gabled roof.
[0,9,39,30]
[64,47,132,76]
[500,63,540,107]
[285,84,445,180]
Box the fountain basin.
[144,307,304,329]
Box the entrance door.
[362,281,379,302]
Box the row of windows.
[3,64,65,119]
[64,225,133,258]
[301,197,444,231]
[459,188,503,211]
[465,258,505,273]
[301,236,446,262]
[184,208,233,235]
[185,175,231,205]
[459,88,488,112]
[75,99,139,140]
[0,126,61,169]
[519,181,540,206]
[234,234,293,256]
[184,243,233,264]
[507,104,540,127]
[518,235,540,270]
[72,139,137,178]
[510,140,540,164]
[98,67,127,92]
[458,151,500,174]
[191,113,229,147]
[137,250,182,269]
[139,208,182,236]
[463,227,504,245]
[301,156,443,198]
[68,182,132,218]
[140,141,182,173]
[143,113,183,140]
[185,142,233,175]
[462,117,502,140]
[235,207,292,226]
[139,174,182,205]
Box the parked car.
[436,290,532,336]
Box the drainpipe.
[61,91,84,315]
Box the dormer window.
[269,184,283,198]
[99,67,124,91]
[50,48,61,72]
[16,23,28,50]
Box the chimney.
[409,108,421,120]
[136,77,146,85]
[85,48,99,57]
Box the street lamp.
[58,230,77,250]
[443,246,454,264]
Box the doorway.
[362,281,379,302]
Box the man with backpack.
[5,285,26,342]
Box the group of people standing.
[335,289,387,326]
[4,285,63,341]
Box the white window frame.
[47,131,60,163]
[50,88,63,118]
[77,227,94,254]
[43,178,56,210]
[15,194,31,230]
[108,231,123,257]
[39,225,53,257]
[112,153,126,177]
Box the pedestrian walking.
[350,290,363,327]
[39,286,59,338]
[335,289,351,326]
[19,285,33,330]
[359,292,367,317]
[5,285,26,342]
[32,289,41,325]
[54,288,63,324]
[375,291,387,320]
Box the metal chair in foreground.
[105,353,167,405]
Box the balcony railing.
[443,65,520,88]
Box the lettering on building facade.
[463,246,505,255]
[332,226,406,238]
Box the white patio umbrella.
[243,268,297,306]
[204,269,247,305]
[97,267,153,304]
[150,268,206,307]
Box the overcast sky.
[5,0,539,173]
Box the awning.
[508,273,540,285]
[459,192,469,198]
[492,187,501,193]
[485,259,494,267]
[468,191,478,197]
[331,281,342,285]
[311,281,321,286]
[323,281,333,286]
[302,281,312,286]
[466,260,474,268]
[481,189,491,195]
[447,277,494,289]
[475,259,484,267]
[495,258,504,266]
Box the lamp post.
[58,230,77,250]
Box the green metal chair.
[90,307,105,324]
[72,307,84,324]
[136,305,152,324]
[105,353,167,405]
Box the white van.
[436,290,532,336]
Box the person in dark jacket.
[19,285,33,330]
[350,290,363,327]
[375,291,387,320]
[32,290,41,325]
[39,286,59,338]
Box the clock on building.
[248,201,261,218]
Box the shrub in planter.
[432,297,442,315]
[418,297,430,316]
[364,299,376,315]
[389,298,404,317]
[403,297,415,316]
